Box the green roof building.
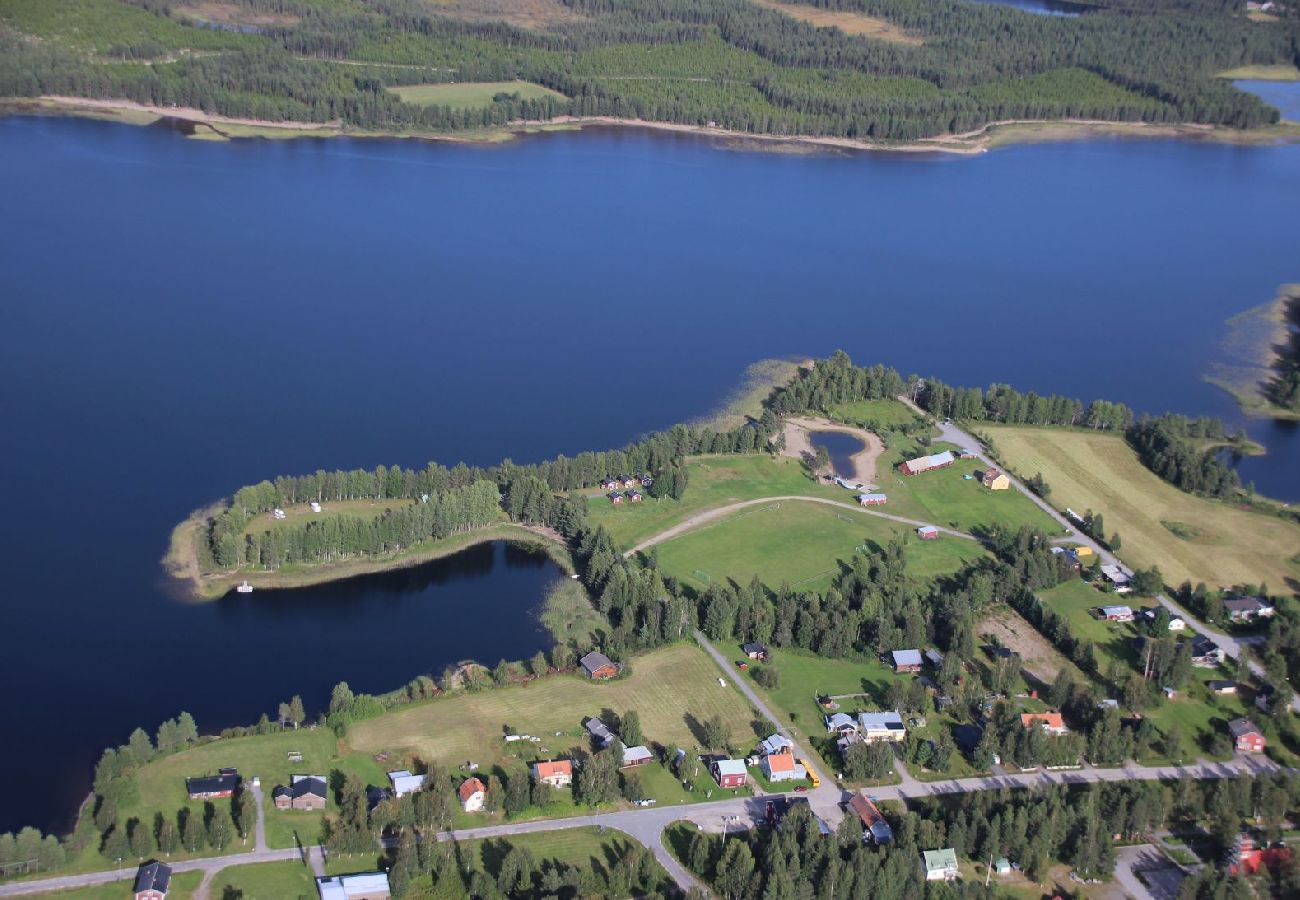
[923,848,959,881]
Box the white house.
[761,752,806,783]
[759,734,794,756]
[458,777,486,813]
[857,711,906,743]
[825,712,858,735]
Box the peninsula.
[10,352,1300,900]
[3,0,1300,153]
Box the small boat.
[236,581,253,594]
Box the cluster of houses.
[843,793,967,880]
[584,715,654,768]
[826,710,908,754]
[601,474,651,504]
[704,728,816,790]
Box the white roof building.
[317,872,391,900]
[825,712,858,733]
[621,745,654,767]
[387,770,425,797]
[759,734,794,756]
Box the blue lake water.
[965,0,1086,16]
[2,99,1300,832]
[809,432,868,479]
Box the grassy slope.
[347,644,759,767]
[980,425,1300,588]
[121,728,386,853]
[389,81,567,109]
[653,499,986,592]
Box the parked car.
[736,661,749,669]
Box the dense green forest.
[1,0,1297,142]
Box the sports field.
[348,644,758,765]
[653,499,987,592]
[980,425,1300,588]
[389,81,567,109]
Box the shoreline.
[1204,284,1300,422]
[6,95,1300,156]
[164,515,572,602]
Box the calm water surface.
[809,432,868,478]
[3,101,1300,831]
[965,0,1085,16]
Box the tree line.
[1265,288,1300,413]
[2,0,1297,145]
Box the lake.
[2,100,1300,833]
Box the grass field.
[749,0,923,44]
[240,497,416,538]
[653,499,987,592]
[389,81,567,109]
[417,826,675,899]
[979,425,1300,589]
[585,454,848,548]
[212,860,316,900]
[348,644,761,766]
[121,728,387,853]
[827,398,925,431]
[873,441,1063,537]
[30,871,203,898]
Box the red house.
[1228,718,1265,753]
[185,768,240,800]
[579,651,618,679]
[711,758,747,788]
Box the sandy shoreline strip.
[9,95,1297,155]
[780,416,885,485]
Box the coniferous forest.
[1,0,1298,142]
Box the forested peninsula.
[3,0,1300,149]
[170,351,1285,602]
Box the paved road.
[624,495,979,559]
[925,412,1300,715]
[4,754,1285,897]
[692,631,848,822]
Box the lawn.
[212,860,316,900]
[417,826,675,900]
[348,644,761,771]
[240,497,417,538]
[585,454,848,549]
[979,425,1300,589]
[827,398,926,431]
[873,440,1064,537]
[388,81,567,109]
[652,499,986,593]
[121,727,387,854]
[29,871,203,898]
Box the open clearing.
[389,81,568,109]
[240,496,416,538]
[349,644,759,763]
[175,3,298,27]
[425,827,674,899]
[828,397,926,431]
[653,499,986,592]
[980,425,1300,589]
[1216,64,1300,81]
[979,606,1078,684]
[749,0,923,44]
[424,0,587,30]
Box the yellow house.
[1074,545,1094,558]
[981,469,1010,491]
